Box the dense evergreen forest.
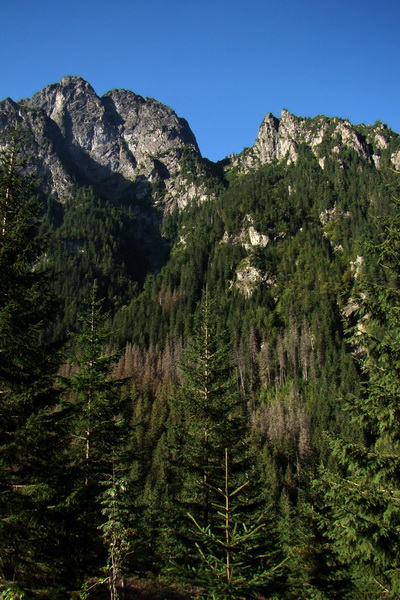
[2,121,400,600]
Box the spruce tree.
[176,289,247,526]
[319,196,400,597]
[186,448,287,600]
[166,290,287,597]
[0,134,66,594]
[60,283,132,583]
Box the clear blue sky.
[1,0,399,161]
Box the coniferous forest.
[2,97,400,600]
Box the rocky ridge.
[230,108,400,173]
[1,76,399,213]
[0,76,209,210]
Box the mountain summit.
[0,76,202,208]
[0,76,399,210]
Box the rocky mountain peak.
[1,76,400,211]
[28,76,106,154]
[230,109,400,174]
[0,76,204,209]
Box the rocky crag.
[0,76,208,210]
[231,108,400,173]
[1,76,399,276]
[0,76,399,211]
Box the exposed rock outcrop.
[1,76,399,212]
[0,76,205,209]
[230,109,400,173]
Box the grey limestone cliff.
[1,76,399,210]
[0,76,207,209]
[230,108,400,173]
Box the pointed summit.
[0,76,204,209]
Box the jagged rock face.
[0,96,77,199]
[0,76,202,208]
[1,76,399,209]
[231,108,399,173]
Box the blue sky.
[1,0,399,161]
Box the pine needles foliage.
[319,192,400,597]
[0,132,67,595]
[184,448,288,600]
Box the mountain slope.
[2,76,400,597]
[1,76,399,344]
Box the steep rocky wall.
[1,76,399,210]
[230,108,400,173]
[0,76,207,209]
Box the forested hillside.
[1,78,400,599]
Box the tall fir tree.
[60,283,133,585]
[319,195,400,597]
[0,133,67,595]
[176,289,247,524]
[165,289,287,598]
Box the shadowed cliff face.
[0,76,204,209]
